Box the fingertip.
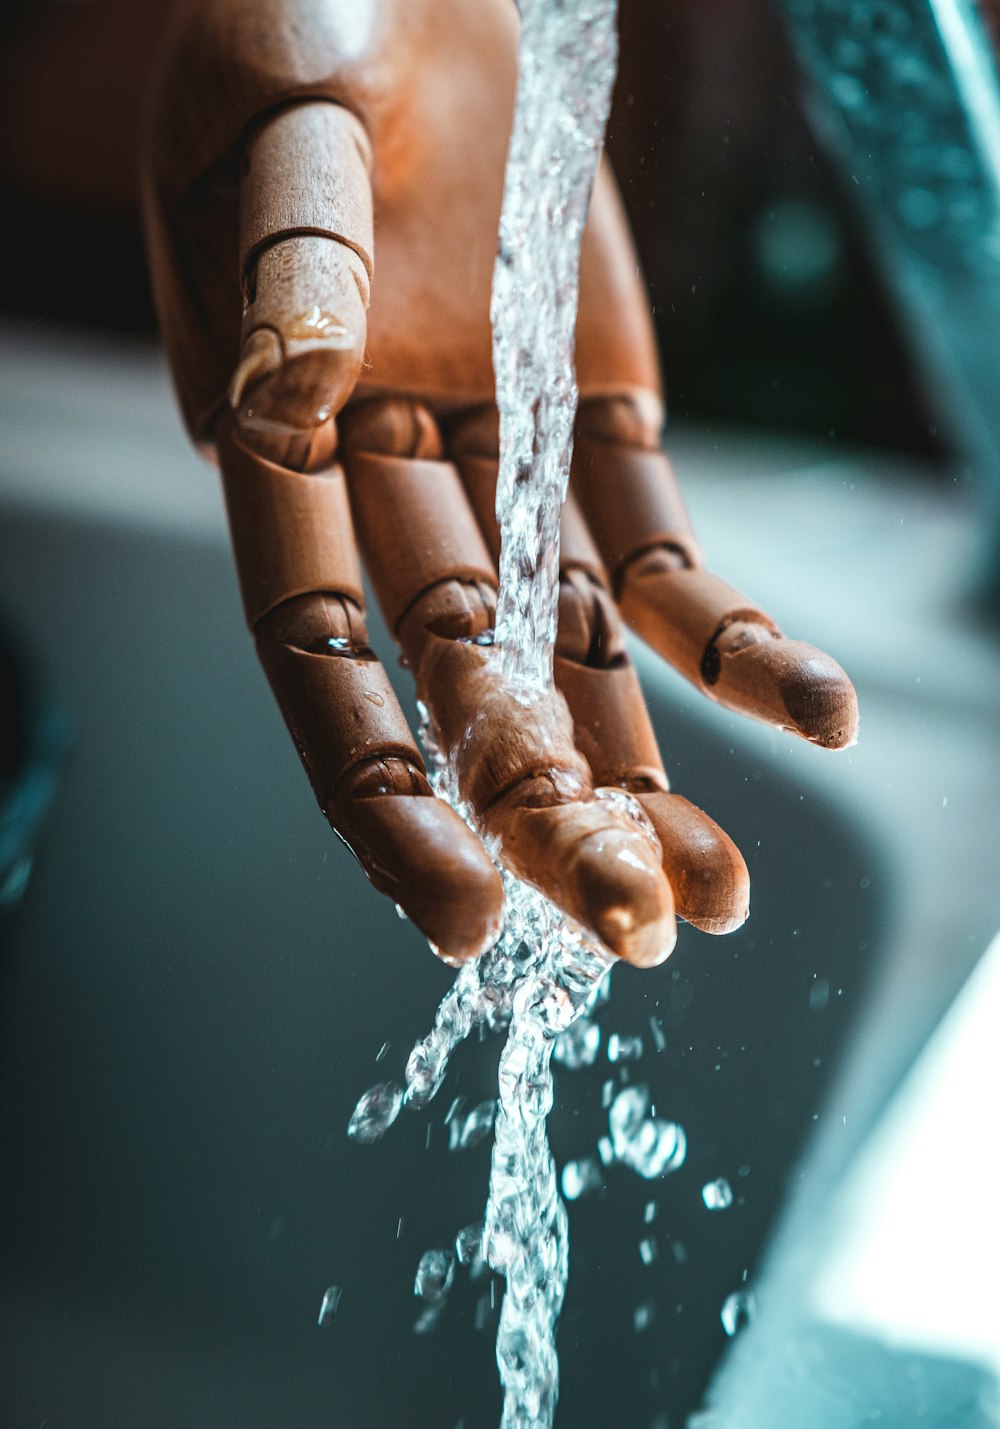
[333,794,504,963]
[572,827,676,967]
[637,792,750,937]
[715,639,859,750]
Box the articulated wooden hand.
[142,0,858,966]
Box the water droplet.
[553,1016,601,1068]
[648,1016,667,1051]
[671,1240,687,1265]
[609,1085,647,1151]
[607,1032,644,1062]
[317,1284,343,1324]
[608,1086,686,1178]
[365,691,385,707]
[413,1303,443,1335]
[456,1222,484,1265]
[639,1237,658,1265]
[375,1041,390,1063]
[415,1248,455,1304]
[633,1301,655,1332]
[601,1078,615,1108]
[809,978,830,1012]
[702,1177,734,1211]
[643,1200,657,1224]
[347,1082,403,1144]
[596,1135,614,1165]
[561,1158,603,1201]
[449,1099,497,1151]
[721,1288,756,1337]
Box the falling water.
[485,1,619,1421]
[491,0,618,693]
[349,2,627,1426]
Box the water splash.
[346,1081,403,1144]
[552,1016,601,1069]
[348,0,621,1422]
[485,0,618,1408]
[702,1177,734,1212]
[560,1157,604,1201]
[720,1288,757,1338]
[608,1085,687,1180]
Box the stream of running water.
[345,4,688,1426]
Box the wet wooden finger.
[572,400,859,749]
[342,399,675,966]
[216,425,502,962]
[451,407,747,937]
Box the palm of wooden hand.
[143,0,858,964]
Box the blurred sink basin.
[0,332,886,1426]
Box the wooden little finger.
[572,401,859,749]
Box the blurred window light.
[812,925,1000,1377]
[752,199,843,300]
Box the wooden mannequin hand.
[142,0,858,966]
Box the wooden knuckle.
[416,635,587,815]
[346,451,496,634]
[554,655,666,792]
[620,565,779,689]
[575,392,664,449]
[339,398,444,460]
[254,634,421,813]
[572,437,700,585]
[556,569,626,668]
[240,102,373,287]
[255,592,371,657]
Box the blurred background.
[0,1,998,1426]
[0,0,950,444]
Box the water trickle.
[455,1099,498,1151]
[491,0,618,693]
[633,1301,655,1333]
[346,1081,403,1144]
[316,1284,343,1325]
[343,0,678,1421]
